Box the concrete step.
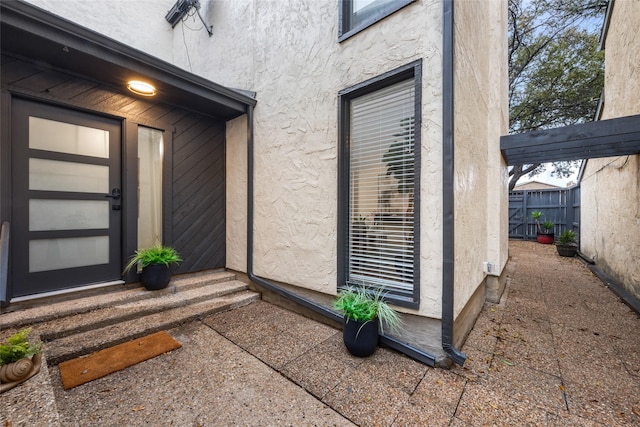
[45,290,260,365]
[1,270,262,365]
[37,279,251,341]
[1,270,238,329]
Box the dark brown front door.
[10,98,122,298]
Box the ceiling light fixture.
[127,80,157,96]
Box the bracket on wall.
[165,0,213,37]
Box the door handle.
[105,188,121,200]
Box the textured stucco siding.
[452,0,508,318]
[581,0,640,300]
[213,1,446,317]
[225,115,248,273]
[24,0,175,63]
[485,1,510,293]
[19,0,508,320]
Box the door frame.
[2,92,173,300]
[10,97,123,298]
[122,120,174,284]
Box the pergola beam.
[501,114,640,165]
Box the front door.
[11,99,122,298]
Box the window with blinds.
[347,78,416,298]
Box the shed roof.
[0,1,256,121]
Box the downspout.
[245,105,342,323]
[441,0,467,366]
[244,105,437,367]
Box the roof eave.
[0,0,256,120]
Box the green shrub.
[334,285,402,335]
[0,328,42,365]
[558,230,577,245]
[123,245,182,274]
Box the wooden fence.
[508,186,581,240]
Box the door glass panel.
[30,200,109,231]
[29,158,109,193]
[137,127,164,248]
[29,117,109,158]
[29,236,109,272]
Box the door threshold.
[10,281,126,303]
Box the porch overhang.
[0,1,256,120]
[501,114,640,166]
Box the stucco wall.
[453,0,508,317]
[213,1,446,317]
[485,1,510,303]
[21,0,508,320]
[24,0,175,63]
[225,115,248,273]
[581,0,640,299]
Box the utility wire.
[180,21,193,72]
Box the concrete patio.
[1,240,639,426]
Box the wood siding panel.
[45,80,101,101]
[162,109,193,127]
[172,118,226,273]
[0,55,46,83]
[140,104,178,123]
[97,93,140,113]
[72,87,119,109]
[171,114,202,137]
[174,130,223,193]
[173,164,224,235]
[118,98,155,117]
[2,54,227,277]
[9,69,72,93]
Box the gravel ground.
[2,240,639,426]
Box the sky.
[518,162,581,188]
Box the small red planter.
[536,233,555,244]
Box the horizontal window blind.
[348,79,415,295]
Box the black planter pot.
[343,318,379,357]
[556,244,578,257]
[140,264,172,290]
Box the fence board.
[509,186,580,240]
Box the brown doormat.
[58,331,181,390]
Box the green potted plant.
[0,328,43,393]
[333,285,402,357]
[556,230,578,257]
[123,245,182,290]
[531,211,554,244]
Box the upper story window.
[339,0,415,42]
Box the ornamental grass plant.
[333,285,402,335]
[123,245,182,274]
